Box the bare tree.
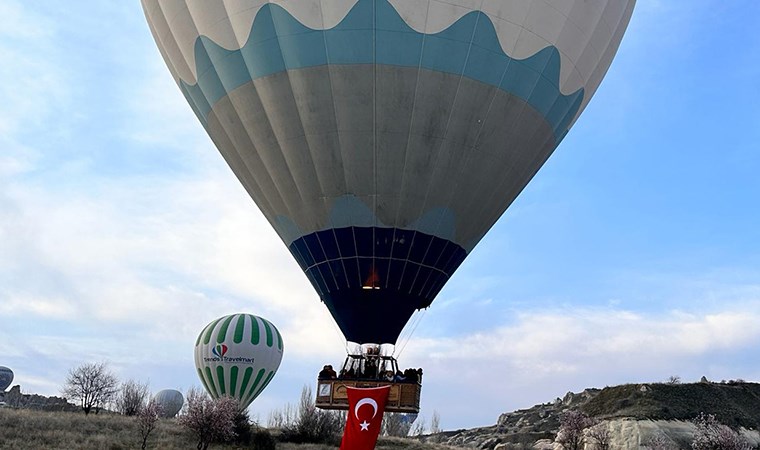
[666,375,681,384]
[691,413,752,450]
[587,422,611,450]
[136,398,161,450]
[555,410,594,450]
[62,362,119,415]
[116,379,150,416]
[430,411,442,434]
[178,387,238,450]
[279,385,344,443]
[411,415,427,437]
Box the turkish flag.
[339,385,391,450]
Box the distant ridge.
[440,381,760,449]
[583,381,760,428]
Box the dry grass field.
[0,408,462,450]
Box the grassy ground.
[0,408,462,450]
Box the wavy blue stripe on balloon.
[180,0,583,140]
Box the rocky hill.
[437,381,760,449]
[0,385,78,412]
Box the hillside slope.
[442,381,760,449]
[582,381,760,428]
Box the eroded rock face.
[444,418,760,450]
[1,385,77,412]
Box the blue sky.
[1,0,760,430]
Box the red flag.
[339,385,390,450]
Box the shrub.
[177,388,238,450]
[251,427,277,450]
[116,379,150,416]
[645,432,678,450]
[691,413,752,450]
[277,385,344,444]
[555,410,594,450]
[232,410,253,445]
[135,398,161,450]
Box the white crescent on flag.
[354,397,379,420]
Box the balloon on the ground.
[142,0,635,345]
[194,314,284,410]
[0,366,13,391]
[153,389,184,418]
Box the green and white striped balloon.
[194,313,284,410]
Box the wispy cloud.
[402,303,760,427]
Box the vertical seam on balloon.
[416,7,509,290]
[217,315,235,344]
[205,367,219,397]
[403,8,485,297]
[252,371,276,401]
[230,366,239,397]
[372,0,378,273]
[208,0,291,223]
[216,366,227,395]
[203,317,224,345]
[204,103,282,222]
[197,368,212,397]
[313,9,354,298]
[238,367,254,404]
[470,80,562,235]
[233,314,246,344]
[389,0,430,293]
[263,11,332,262]
[275,325,284,351]
[226,5,309,246]
[262,319,274,347]
[250,315,260,346]
[244,368,267,405]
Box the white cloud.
[401,304,760,427]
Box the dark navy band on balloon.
[180,0,583,140]
[288,227,467,344]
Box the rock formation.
[437,382,760,449]
[0,385,78,412]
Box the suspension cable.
[395,308,427,359]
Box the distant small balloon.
[194,313,284,411]
[153,389,184,418]
[0,367,13,391]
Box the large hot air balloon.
[194,314,284,410]
[0,366,12,391]
[142,0,635,346]
[153,389,184,418]
[145,1,635,414]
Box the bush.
[555,410,594,450]
[177,388,238,450]
[135,399,161,450]
[251,427,277,450]
[645,432,678,450]
[116,379,150,416]
[277,385,344,444]
[691,413,752,450]
[232,410,253,445]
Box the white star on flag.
[360,420,370,431]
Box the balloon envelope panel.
[0,366,13,391]
[154,389,184,418]
[194,314,284,410]
[142,0,635,344]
